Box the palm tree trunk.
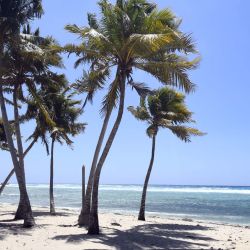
[0,168,15,195]
[78,109,111,226]
[78,75,119,226]
[138,134,156,221]
[12,86,35,226]
[0,84,35,227]
[0,138,37,195]
[88,74,126,235]
[50,137,56,215]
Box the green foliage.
[128,87,204,141]
[0,0,43,49]
[26,80,86,154]
[1,25,65,128]
[65,0,199,116]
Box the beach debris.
[182,218,193,222]
[111,222,121,227]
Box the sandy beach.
[0,204,249,250]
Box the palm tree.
[26,81,86,214]
[128,87,204,221]
[66,0,199,233]
[0,0,43,227]
[1,21,65,224]
[45,88,85,215]
[13,44,60,219]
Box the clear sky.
[1,0,250,186]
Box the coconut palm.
[128,87,204,221]
[45,88,85,215]
[0,0,43,227]
[25,81,86,214]
[66,0,199,233]
[1,21,66,224]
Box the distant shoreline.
[5,183,250,187]
[2,184,250,225]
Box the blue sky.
[1,0,250,186]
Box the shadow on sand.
[32,211,73,217]
[0,210,66,241]
[0,222,33,240]
[52,223,216,249]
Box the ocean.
[1,184,250,225]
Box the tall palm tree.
[2,22,66,222]
[0,0,43,227]
[26,81,86,214]
[66,0,199,233]
[128,87,204,221]
[44,88,85,215]
[0,46,61,196]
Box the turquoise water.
[1,184,250,225]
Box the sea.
[1,184,250,225]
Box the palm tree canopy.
[128,87,205,142]
[1,25,65,129]
[65,0,199,115]
[0,0,43,43]
[25,80,86,154]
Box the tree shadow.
[0,210,73,220]
[0,222,32,240]
[32,211,73,217]
[52,222,216,249]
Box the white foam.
[6,184,250,195]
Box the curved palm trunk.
[50,137,56,215]
[0,138,37,195]
[88,75,126,235]
[0,168,15,195]
[78,76,119,226]
[138,134,156,221]
[0,84,35,227]
[78,110,111,226]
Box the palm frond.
[128,106,151,122]
[135,57,200,93]
[128,81,152,98]
[168,126,205,142]
[101,78,120,115]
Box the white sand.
[0,203,249,250]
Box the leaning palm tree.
[1,28,63,223]
[66,0,199,233]
[128,87,204,221]
[0,0,43,227]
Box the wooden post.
[82,165,85,210]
